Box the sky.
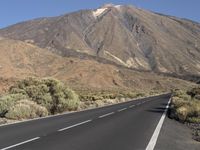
[0,0,200,29]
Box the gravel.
[186,122,200,142]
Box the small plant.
[187,87,200,99]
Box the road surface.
[0,94,171,150]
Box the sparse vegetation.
[0,77,80,120]
[0,77,164,122]
[76,89,160,110]
[78,90,148,102]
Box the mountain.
[0,4,200,78]
[0,37,196,94]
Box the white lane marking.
[98,112,115,118]
[146,98,171,150]
[1,137,40,150]
[129,105,135,108]
[117,108,127,112]
[58,120,92,132]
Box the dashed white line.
[129,105,135,108]
[117,108,127,112]
[1,137,40,150]
[58,120,92,132]
[146,98,171,150]
[98,112,115,118]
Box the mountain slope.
[0,37,124,89]
[0,37,196,93]
[0,4,200,77]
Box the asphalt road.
[0,94,171,150]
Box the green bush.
[5,100,48,120]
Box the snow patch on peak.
[92,4,122,18]
[115,5,121,9]
[93,8,108,18]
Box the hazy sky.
[0,0,199,28]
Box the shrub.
[170,89,200,122]
[5,100,48,120]
[52,88,80,112]
[0,94,27,117]
[176,106,190,121]
[135,93,146,98]
[0,78,79,118]
[8,77,80,114]
[122,92,136,99]
[187,87,200,98]
[173,89,190,100]
[187,117,200,123]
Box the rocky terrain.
[0,37,196,94]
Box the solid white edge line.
[58,120,92,132]
[117,108,127,112]
[145,98,171,150]
[1,137,40,150]
[98,112,115,118]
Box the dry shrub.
[0,77,80,120]
[9,77,80,114]
[170,89,200,122]
[0,94,27,116]
[5,100,48,120]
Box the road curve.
[0,94,171,150]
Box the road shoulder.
[155,117,200,150]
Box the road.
[0,94,171,150]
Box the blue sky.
[0,0,199,29]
